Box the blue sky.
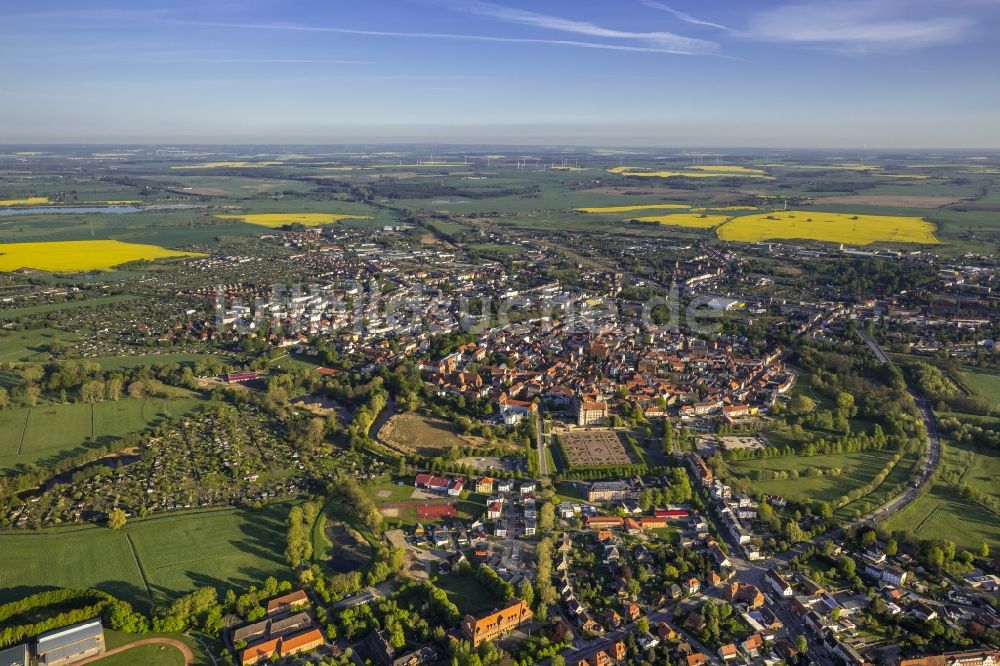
[1,0,998,147]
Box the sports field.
[726,449,897,504]
[0,503,294,612]
[716,210,939,245]
[215,212,368,227]
[89,643,187,666]
[0,397,204,473]
[0,240,203,272]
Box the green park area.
[726,449,901,504]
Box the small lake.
[18,454,142,501]
[0,204,203,217]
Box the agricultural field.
[607,165,773,179]
[0,240,203,272]
[716,210,940,245]
[884,441,1000,550]
[214,212,369,227]
[0,503,294,612]
[574,204,689,213]
[0,329,79,362]
[378,413,490,457]
[0,396,204,473]
[0,197,49,206]
[635,213,732,229]
[170,161,283,169]
[0,295,138,318]
[959,368,1000,407]
[726,449,899,504]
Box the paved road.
[858,329,891,364]
[536,417,548,477]
[854,330,941,527]
[74,638,194,666]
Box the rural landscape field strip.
[715,210,940,245]
[0,240,204,272]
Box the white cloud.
[453,0,718,54]
[638,0,734,32]
[742,1,973,50]
[176,20,715,55]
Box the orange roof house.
[266,590,309,615]
[279,629,324,658]
[241,638,280,666]
[461,599,533,648]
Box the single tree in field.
[80,380,105,405]
[107,508,127,530]
[106,377,124,402]
[0,387,8,410]
[23,384,41,407]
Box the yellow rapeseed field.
[688,165,769,176]
[781,164,881,171]
[171,161,283,169]
[635,213,733,229]
[215,213,369,227]
[0,240,204,272]
[0,197,49,206]
[575,204,689,213]
[716,210,940,245]
[608,166,772,179]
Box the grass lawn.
[89,353,226,371]
[883,439,1000,551]
[0,503,294,613]
[434,572,501,615]
[0,328,79,362]
[365,477,416,503]
[960,367,1000,407]
[102,630,209,666]
[90,643,186,666]
[835,449,921,519]
[0,397,205,473]
[727,449,896,504]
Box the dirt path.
[74,638,195,665]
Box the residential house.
[460,599,533,648]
